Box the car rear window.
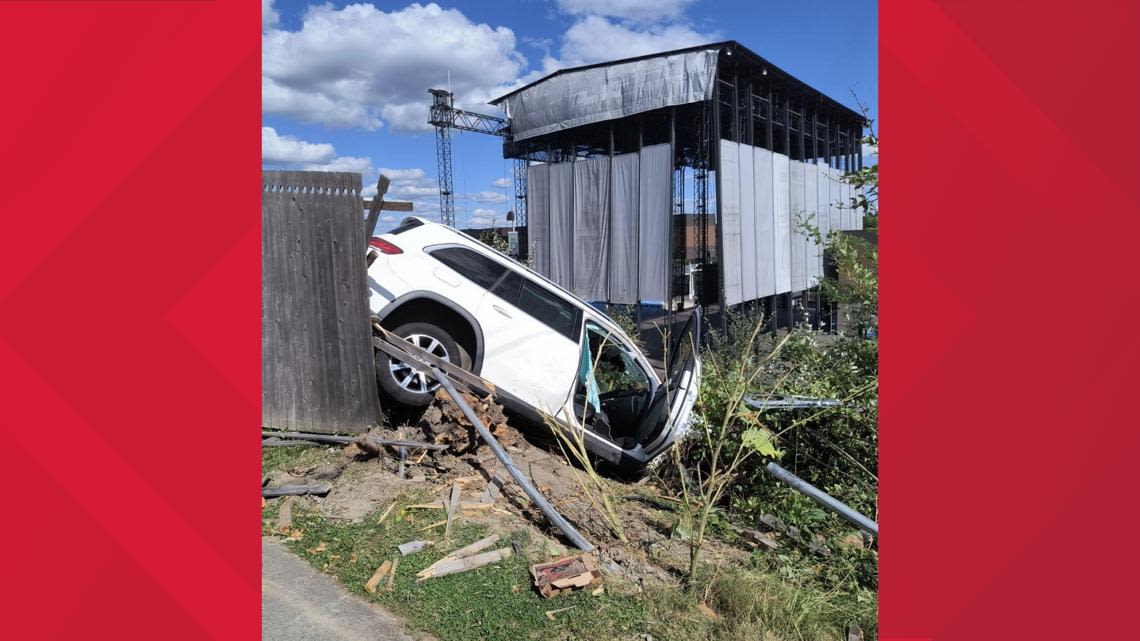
[429,247,506,289]
[516,280,580,341]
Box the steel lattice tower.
[427,89,512,228]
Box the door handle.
[492,304,512,318]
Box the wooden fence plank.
[262,170,381,433]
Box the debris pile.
[530,554,603,598]
[418,390,520,452]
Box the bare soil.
[276,391,753,592]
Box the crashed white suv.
[366,217,700,469]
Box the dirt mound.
[416,390,521,452]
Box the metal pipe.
[744,396,840,410]
[765,462,878,537]
[262,431,355,445]
[429,367,595,552]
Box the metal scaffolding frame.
[479,41,864,334]
[428,89,513,227]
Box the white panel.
[828,166,843,233]
[573,156,610,300]
[840,176,851,230]
[754,148,776,297]
[772,153,792,294]
[816,162,831,281]
[719,141,744,306]
[803,162,819,286]
[788,160,806,292]
[851,182,863,230]
[739,146,757,302]
[609,153,639,304]
[638,143,672,303]
[526,163,550,277]
[548,163,574,289]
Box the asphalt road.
[262,538,416,641]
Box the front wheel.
[376,322,461,407]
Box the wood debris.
[545,605,577,620]
[386,557,399,592]
[363,559,392,593]
[417,535,501,579]
[415,547,512,581]
[416,519,447,532]
[275,496,294,533]
[376,501,397,525]
[443,482,461,540]
[530,554,602,598]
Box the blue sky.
[262,0,877,228]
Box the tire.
[376,322,462,407]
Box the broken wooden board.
[275,496,294,533]
[545,605,576,620]
[416,535,501,579]
[443,482,461,540]
[530,554,602,598]
[416,548,512,581]
[363,560,392,593]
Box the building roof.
[490,40,863,123]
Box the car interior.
[573,321,654,449]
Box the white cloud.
[554,15,715,67]
[379,166,444,219]
[862,141,878,160]
[467,190,506,204]
[263,0,279,32]
[262,126,334,164]
[469,208,499,226]
[262,127,379,195]
[262,3,525,131]
[492,177,510,188]
[555,0,697,22]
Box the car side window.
[428,247,505,289]
[490,269,524,305]
[516,280,580,341]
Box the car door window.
[515,280,580,341]
[576,322,652,446]
[582,323,650,397]
[490,269,524,305]
[428,247,505,289]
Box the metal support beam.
[766,462,878,537]
[513,158,527,228]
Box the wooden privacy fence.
[262,170,381,434]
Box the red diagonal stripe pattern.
[883,0,1140,639]
[0,2,260,639]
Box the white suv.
[367,217,701,469]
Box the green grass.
[264,494,645,641]
[261,492,877,641]
[261,443,340,477]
